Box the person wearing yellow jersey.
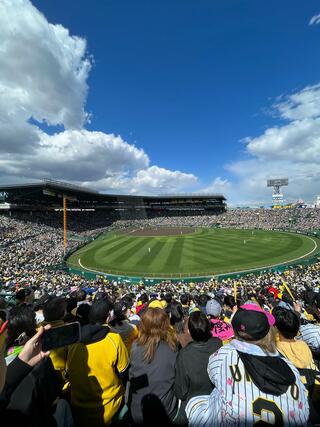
[273,307,317,371]
[66,298,129,426]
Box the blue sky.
[1,0,320,204]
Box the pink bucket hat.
[240,303,275,327]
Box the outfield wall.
[53,228,320,285]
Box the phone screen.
[42,322,81,351]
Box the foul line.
[78,258,126,278]
[76,235,319,280]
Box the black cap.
[72,303,91,320]
[15,289,26,301]
[232,308,270,341]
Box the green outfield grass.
[67,228,320,278]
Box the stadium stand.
[0,180,320,426]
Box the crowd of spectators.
[219,207,320,231]
[110,207,320,232]
[0,264,320,426]
[0,208,320,425]
[0,211,114,292]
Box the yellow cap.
[148,300,167,309]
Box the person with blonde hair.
[127,307,178,425]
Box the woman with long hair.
[128,308,178,425]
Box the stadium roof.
[0,180,226,203]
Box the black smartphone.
[42,322,81,351]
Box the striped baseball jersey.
[299,323,320,353]
[186,339,309,426]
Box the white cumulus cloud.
[0,0,90,129]
[0,0,205,196]
[0,130,150,182]
[227,84,320,205]
[131,166,198,194]
[199,177,232,195]
[3,0,318,204]
[0,0,91,157]
[245,118,320,162]
[309,14,320,25]
[275,84,320,121]
[85,166,198,195]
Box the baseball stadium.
[1,180,319,282]
[3,2,320,425]
[1,180,320,426]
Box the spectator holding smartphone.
[1,325,73,427]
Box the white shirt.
[186,340,309,426]
[299,323,320,352]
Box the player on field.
[186,306,309,426]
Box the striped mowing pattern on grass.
[67,228,320,277]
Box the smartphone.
[42,322,81,351]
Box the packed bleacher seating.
[110,207,320,231]
[0,208,320,425]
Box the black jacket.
[1,356,62,427]
[174,337,222,424]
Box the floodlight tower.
[267,178,288,207]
